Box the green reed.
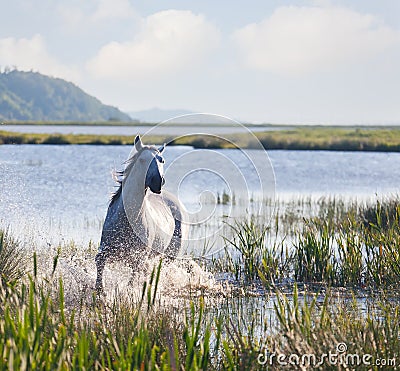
[270,285,400,370]
[0,259,216,370]
[294,218,336,283]
[221,218,289,285]
[363,201,400,287]
[222,218,266,282]
[218,196,400,289]
[0,228,27,285]
[336,215,364,287]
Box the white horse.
[95,135,188,292]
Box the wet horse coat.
[95,136,187,291]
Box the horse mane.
[109,145,159,206]
[109,177,123,206]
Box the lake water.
[0,145,399,249]
[0,124,283,136]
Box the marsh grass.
[0,258,219,370]
[0,130,170,147]
[294,219,335,283]
[222,219,268,283]
[1,269,399,370]
[363,202,400,287]
[256,127,400,152]
[2,126,400,151]
[336,216,364,287]
[269,285,400,370]
[1,196,400,369]
[0,228,27,285]
[214,196,400,291]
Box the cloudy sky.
[0,0,399,124]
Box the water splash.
[33,244,230,309]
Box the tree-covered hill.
[0,70,131,122]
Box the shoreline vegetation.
[1,125,400,151]
[1,196,400,369]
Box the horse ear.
[158,143,165,153]
[135,135,143,151]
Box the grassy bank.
[2,127,400,151]
[0,130,164,146]
[1,121,268,127]
[256,127,400,151]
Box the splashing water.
[33,243,230,310]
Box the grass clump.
[220,218,289,286]
[217,197,400,289]
[294,219,335,283]
[268,285,400,370]
[222,219,267,282]
[363,203,400,287]
[336,216,364,287]
[0,228,26,285]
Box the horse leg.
[165,219,182,260]
[95,251,107,293]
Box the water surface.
[0,124,282,136]
[0,145,398,247]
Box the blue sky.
[0,0,399,124]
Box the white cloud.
[86,10,220,79]
[0,34,80,81]
[233,6,400,76]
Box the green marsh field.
[1,124,400,151]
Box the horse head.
[134,135,166,194]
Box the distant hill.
[128,108,194,123]
[0,70,131,122]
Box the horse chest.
[142,200,175,246]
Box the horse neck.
[121,162,147,219]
